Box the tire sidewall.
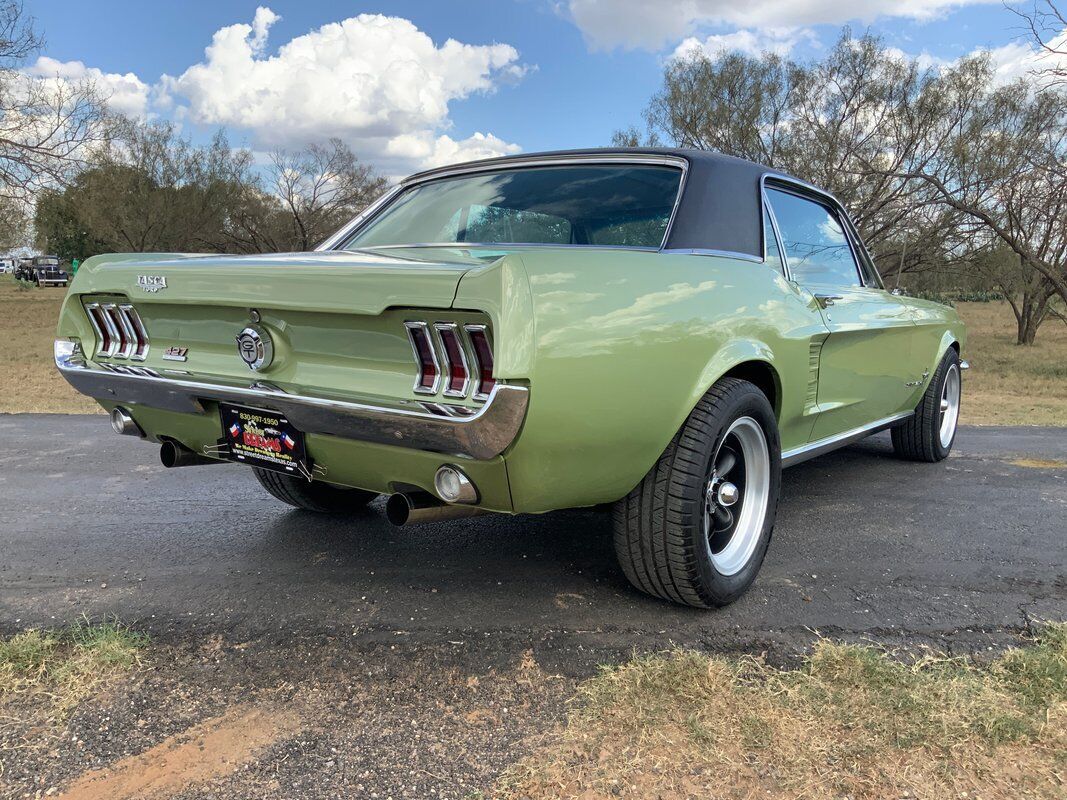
[690,387,781,605]
[929,349,961,459]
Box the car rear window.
[343,164,683,250]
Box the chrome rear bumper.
[55,341,528,460]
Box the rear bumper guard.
[55,340,528,460]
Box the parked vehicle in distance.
[0,257,15,274]
[53,149,966,607]
[16,255,69,287]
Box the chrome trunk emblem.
[137,275,167,293]
[236,326,273,371]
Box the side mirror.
[890,287,906,297]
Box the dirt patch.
[0,634,574,800]
[1010,457,1067,469]
[57,705,301,799]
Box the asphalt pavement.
[1,414,1065,663]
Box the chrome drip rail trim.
[54,340,528,460]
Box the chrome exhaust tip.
[159,440,221,468]
[385,491,485,526]
[110,407,143,437]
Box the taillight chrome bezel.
[404,320,441,395]
[433,322,471,398]
[404,319,495,403]
[84,301,149,361]
[463,324,495,401]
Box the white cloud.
[25,56,151,118]
[566,0,994,51]
[978,29,1067,86]
[672,28,818,59]
[158,7,525,170]
[386,131,522,170]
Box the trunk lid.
[75,249,487,315]
[68,249,497,406]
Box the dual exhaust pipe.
[115,406,482,526]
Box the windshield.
[343,163,683,250]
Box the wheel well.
[722,361,780,417]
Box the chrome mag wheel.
[939,362,961,448]
[703,416,771,576]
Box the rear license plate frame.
[219,403,310,477]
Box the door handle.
[814,294,843,309]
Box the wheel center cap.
[717,481,739,507]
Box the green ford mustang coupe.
[54,148,966,608]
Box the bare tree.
[267,139,387,251]
[1013,1,1067,86]
[0,1,113,202]
[622,33,966,283]
[865,56,1067,339]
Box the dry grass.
[0,276,100,413]
[956,301,1067,426]
[500,623,1067,800]
[0,619,147,714]
[0,276,1063,423]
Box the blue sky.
[27,1,1063,175]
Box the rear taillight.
[464,324,495,400]
[434,323,469,397]
[85,302,149,361]
[404,319,494,401]
[405,321,440,394]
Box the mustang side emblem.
[162,346,188,362]
[236,325,273,371]
[137,275,167,293]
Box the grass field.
[500,623,1067,799]
[0,277,100,413]
[0,276,1064,424]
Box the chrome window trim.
[759,198,790,281]
[463,323,492,402]
[760,175,866,290]
[320,154,690,253]
[404,320,442,396]
[660,248,763,263]
[433,322,472,399]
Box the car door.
[764,184,918,442]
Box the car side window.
[762,207,785,276]
[764,187,861,288]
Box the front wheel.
[613,378,781,608]
[252,467,378,513]
[891,348,961,462]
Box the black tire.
[613,378,782,608]
[251,467,378,513]
[891,348,961,463]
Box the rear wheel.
[251,467,378,513]
[613,378,781,608]
[891,348,961,462]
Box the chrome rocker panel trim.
[55,342,528,461]
[781,411,914,468]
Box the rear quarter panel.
[456,249,827,512]
[906,296,967,379]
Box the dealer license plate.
[219,403,309,476]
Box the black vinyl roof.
[405,147,799,258]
